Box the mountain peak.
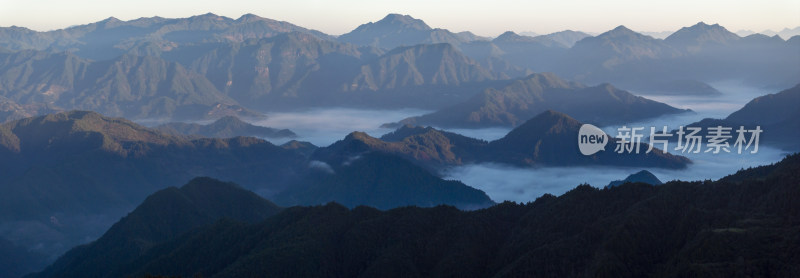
[376,14,431,30]
[603,25,639,37]
[236,13,263,22]
[665,22,739,46]
[493,31,527,42]
[606,170,663,188]
[101,16,121,23]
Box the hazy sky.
[1,0,798,36]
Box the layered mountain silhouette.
[605,170,663,188]
[348,43,496,91]
[31,153,800,277]
[155,116,296,138]
[0,13,332,60]
[323,111,690,170]
[390,73,689,128]
[32,177,282,278]
[0,111,496,262]
[672,84,800,151]
[0,111,306,259]
[0,50,258,121]
[0,14,797,121]
[274,152,495,210]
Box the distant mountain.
[155,116,296,138]
[167,31,369,106]
[665,22,741,52]
[348,43,496,91]
[274,152,495,210]
[330,111,690,170]
[161,31,501,110]
[390,73,688,128]
[639,79,722,95]
[37,153,800,277]
[640,30,674,39]
[0,50,258,121]
[31,177,281,278]
[606,170,663,188]
[478,31,569,73]
[338,14,478,50]
[0,13,332,60]
[726,84,800,125]
[538,30,591,48]
[567,25,681,69]
[755,26,800,40]
[674,84,800,151]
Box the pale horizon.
[1,0,798,37]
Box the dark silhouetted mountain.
[392,73,688,128]
[0,236,48,278]
[338,14,477,50]
[486,110,690,168]
[0,111,306,260]
[726,83,800,125]
[606,170,663,188]
[37,153,800,277]
[274,152,495,210]
[0,111,506,264]
[0,50,258,121]
[155,116,295,138]
[32,177,281,278]
[0,13,332,60]
[674,84,800,151]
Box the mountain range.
[388,73,689,128]
[321,110,691,171]
[0,110,495,264]
[0,13,332,60]
[0,14,796,122]
[29,152,800,277]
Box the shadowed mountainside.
[31,153,800,277]
[320,110,691,171]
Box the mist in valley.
[238,82,792,203]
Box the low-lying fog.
[252,108,431,146]
[241,81,791,203]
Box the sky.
[1,0,798,36]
